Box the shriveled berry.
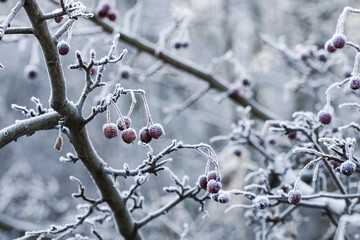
[340,160,356,176]
[103,123,118,139]
[254,196,269,210]
[318,110,332,125]
[332,33,346,49]
[218,192,231,204]
[54,16,63,23]
[207,170,220,182]
[139,127,152,143]
[117,117,131,131]
[24,65,39,79]
[288,190,302,205]
[122,128,137,144]
[198,175,207,189]
[57,40,70,56]
[107,12,117,21]
[287,131,297,140]
[233,149,242,157]
[350,77,360,90]
[325,39,337,53]
[149,123,165,139]
[207,179,222,194]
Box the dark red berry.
[97,9,107,18]
[107,12,117,21]
[317,50,328,62]
[318,110,332,125]
[233,149,242,157]
[57,40,70,55]
[103,123,118,139]
[300,50,310,61]
[198,175,207,189]
[332,127,338,133]
[117,117,131,131]
[173,41,182,49]
[24,65,38,79]
[340,160,356,176]
[207,170,220,182]
[325,40,337,53]
[122,128,137,144]
[350,77,360,90]
[218,192,231,204]
[268,139,276,145]
[155,48,164,58]
[332,33,346,49]
[287,131,297,140]
[288,190,302,205]
[255,196,269,210]
[149,123,165,139]
[121,69,130,79]
[207,179,222,194]
[242,78,250,86]
[139,127,152,143]
[102,4,110,12]
[344,69,352,78]
[54,16,63,23]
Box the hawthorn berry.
[254,196,269,210]
[122,128,137,144]
[233,149,242,157]
[198,175,208,189]
[287,131,297,140]
[350,77,360,90]
[97,9,107,18]
[207,170,221,182]
[317,50,328,62]
[218,192,231,204]
[117,117,131,131]
[318,110,332,125]
[325,40,337,53]
[211,193,219,202]
[54,16,63,23]
[102,4,110,12]
[242,78,250,86]
[107,12,117,21]
[149,123,165,139]
[207,179,222,194]
[24,65,39,79]
[340,160,356,177]
[103,123,118,139]
[332,33,346,49]
[57,40,70,56]
[139,127,152,143]
[288,190,302,205]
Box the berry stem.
[352,52,360,76]
[110,98,125,125]
[66,21,74,44]
[106,104,111,124]
[293,157,322,190]
[140,92,153,128]
[127,90,136,118]
[325,78,350,110]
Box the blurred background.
[1,0,360,239]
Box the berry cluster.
[325,33,347,54]
[97,3,116,21]
[198,170,222,196]
[172,38,190,50]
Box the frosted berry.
[117,117,131,131]
[340,160,356,176]
[254,196,269,210]
[350,77,360,90]
[122,128,137,144]
[317,50,328,62]
[212,193,219,202]
[103,123,118,139]
[107,12,117,21]
[287,131,297,140]
[198,175,207,189]
[332,33,346,49]
[218,192,231,204]
[139,127,152,143]
[325,40,337,53]
[207,170,220,182]
[318,110,332,125]
[57,40,70,55]
[149,123,165,139]
[233,149,242,157]
[54,16,63,23]
[288,190,302,205]
[207,179,222,194]
[24,65,38,79]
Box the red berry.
[173,40,182,49]
[24,65,38,79]
[97,9,107,18]
[117,117,131,131]
[287,131,297,140]
[340,160,356,176]
[103,123,118,139]
[332,33,346,49]
[198,175,207,189]
[350,77,360,90]
[207,179,222,194]
[155,48,164,58]
[54,16,63,23]
[233,149,242,157]
[325,39,337,53]
[102,4,110,12]
[207,170,220,182]
[57,40,70,55]
[318,110,332,125]
[122,128,137,144]
[242,78,250,86]
[149,123,165,139]
[139,127,152,143]
[288,190,302,205]
[107,12,117,21]
[218,192,231,204]
[255,196,269,210]
[181,41,190,48]
[317,50,328,62]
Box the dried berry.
[57,40,70,56]
[54,16,63,23]
[218,192,231,204]
[318,110,332,125]
[340,160,356,176]
[288,190,302,205]
[103,123,118,139]
[207,179,222,194]
[325,39,337,53]
[139,127,152,143]
[117,117,131,131]
[122,128,137,144]
[149,123,165,139]
[332,33,346,49]
[233,149,242,157]
[350,77,360,90]
[207,170,220,182]
[254,196,269,210]
[198,175,207,189]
